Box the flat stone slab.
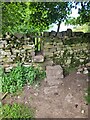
[45,77,63,86]
[46,65,63,79]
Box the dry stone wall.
[0,33,35,72]
[43,29,89,68]
[0,29,90,72]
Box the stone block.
[50,48,56,53]
[45,44,53,49]
[23,45,34,50]
[48,53,53,57]
[43,32,50,37]
[5,66,13,72]
[3,64,10,68]
[67,29,72,37]
[0,51,7,56]
[32,55,44,63]
[46,65,63,79]
[14,33,23,39]
[0,44,5,48]
[50,31,56,37]
[45,78,63,86]
[56,47,62,51]
[57,32,63,38]
[0,59,3,63]
[45,52,51,56]
[13,49,20,53]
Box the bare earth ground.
[2,65,89,118]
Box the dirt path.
[2,65,88,118]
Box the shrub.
[0,103,35,118]
[2,63,46,93]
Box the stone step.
[45,77,63,86]
[46,65,63,79]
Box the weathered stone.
[74,32,83,37]
[57,32,63,38]
[66,59,71,65]
[13,49,20,53]
[43,32,50,37]
[23,64,32,67]
[5,66,13,72]
[45,77,63,86]
[61,31,67,37]
[46,65,63,79]
[31,51,35,56]
[5,51,11,56]
[2,57,13,63]
[50,31,56,37]
[23,45,33,50]
[67,29,72,37]
[14,33,23,39]
[80,59,84,62]
[84,32,90,38]
[32,55,44,63]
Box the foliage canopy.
[2,2,72,34]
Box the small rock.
[81,110,85,114]
[83,70,88,74]
[34,93,38,96]
[86,78,89,82]
[85,92,88,96]
[32,55,44,63]
[23,64,31,67]
[76,71,81,74]
[78,68,83,72]
[27,86,31,89]
[18,96,20,99]
[25,101,28,104]
[77,84,81,87]
[61,83,64,86]
[5,66,13,72]
[34,84,39,88]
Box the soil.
[2,65,89,118]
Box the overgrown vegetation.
[85,87,90,104]
[53,44,89,76]
[0,103,35,118]
[2,63,46,93]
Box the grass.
[0,103,35,119]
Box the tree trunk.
[55,21,61,36]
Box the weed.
[0,103,35,118]
[2,63,46,93]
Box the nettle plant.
[2,63,46,93]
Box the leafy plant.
[2,63,46,93]
[85,88,90,104]
[0,103,35,118]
